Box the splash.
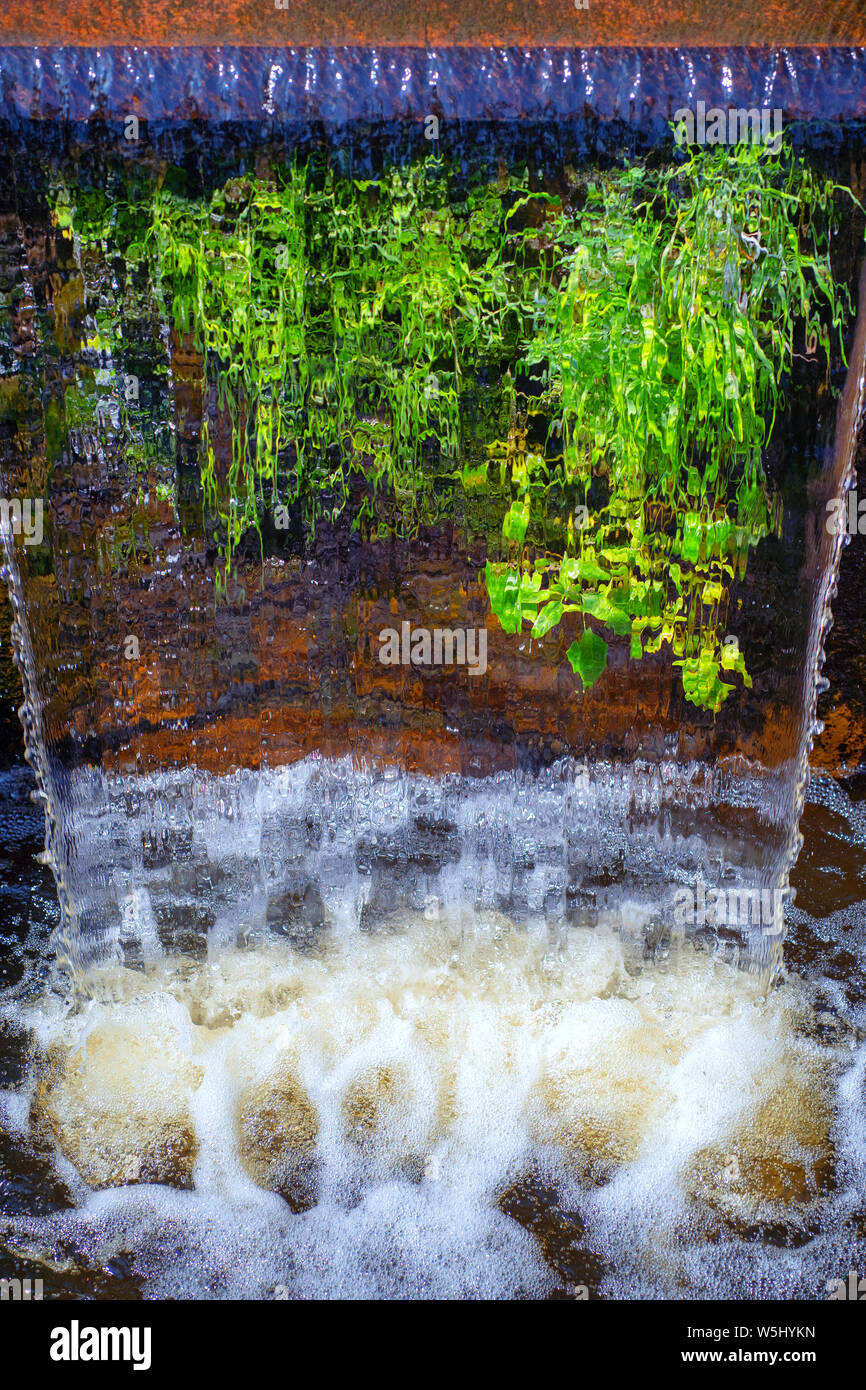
[1,917,862,1299]
[7,754,802,983]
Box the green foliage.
[48,173,176,514]
[145,173,310,550]
[566,628,608,691]
[129,161,541,578]
[489,137,854,711]
[56,137,857,706]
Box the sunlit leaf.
[566,629,608,691]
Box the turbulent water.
[29,756,802,979]
[0,879,863,1299]
[0,754,864,1299]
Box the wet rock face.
[0,391,829,781]
[237,1071,319,1211]
[34,1005,202,1191]
[3,2,866,48]
[813,493,866,776]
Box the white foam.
[5,914,860,1299]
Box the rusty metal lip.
[1,0,865,49]
[2,43,865,124]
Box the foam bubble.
[4,913,861,1298]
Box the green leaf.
[484,560,522,635]
[681,514,701,565]
[581,592,632,637]
[502,498,530,546]
[566,629,608,691]
[531,601,563,638]
[575,558,611,584]
[460,463,487,492]
[674,654,734,713]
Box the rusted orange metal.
[1,0,865,48]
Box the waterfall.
[1,41,865,1303]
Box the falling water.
[1,44,865,1299]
